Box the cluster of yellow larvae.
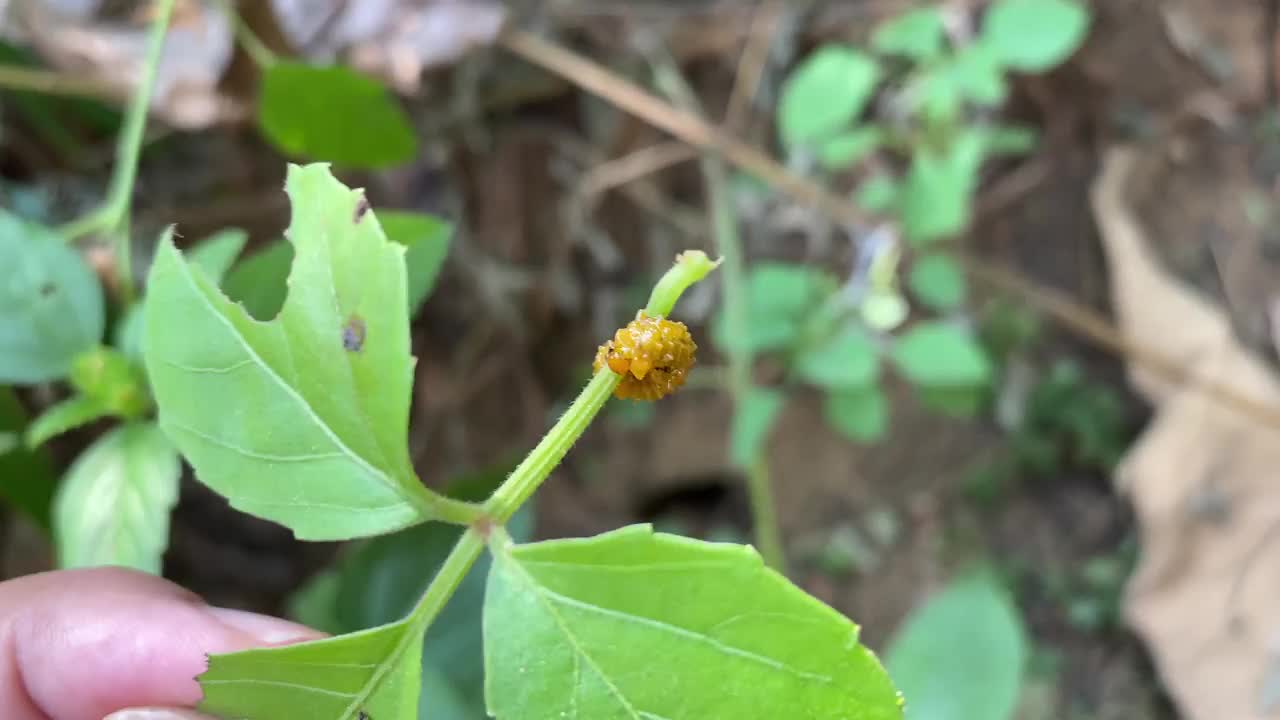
[593,312,697,401]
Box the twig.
[0,65,120,101]
[579,141,697,199]
[499,27,1280,433]
[724,0,783,131]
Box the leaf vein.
[161,357,254,374]
[537,586,833,684]
[201,678,357,698]
[167,421,347,463]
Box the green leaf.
[908,252,967,310]
[24,394,110,449]
[200,619,424,720]
[222,239,293,321]
[483,525,904,720]
[857,175,900,212]
[819,127,884,170]
[0,212,104,383]
[981,0,1090,72]
[982,125,1038,155]
[287,569,345,635]
[187,228,248,284]
[113,304,145,362]
[0,432,15,455]
[901,132,985,245]
[0,388,57,530]
[886,572,1028,720]
[68,345,150,418]
[284,464,530,720]
[824,386,888,442]
[891,322,992,387]
[712,263,833,354]
[377,210,453,317]
[872,7,946,60]
[730,387,785,467]
[258,63,417,169]
[916,45,1007,123]
[779,47,881,153]
[918,385,986,419]
[795,326,880,389]
[52,422,179,574]
[144,164,445,540]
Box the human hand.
[0,566,323,720]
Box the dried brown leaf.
[1097,145,1280,720]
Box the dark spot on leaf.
[39,282,55,297]
[343,315,367,352]
[358,713,371,720]
[354,194,371,223]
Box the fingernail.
[104,709,218,720]
[207,606,325,645]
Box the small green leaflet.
[794,326,881,389]
[779,47,881,154]
[25,394,110,449]
[891,322,991,387]
[712,263,833,354]
[187,228,248,283]
[222,239,293,320]
[824,386,888,443]
[730,387,785,467]
[872,7,945,60]
[376,210,454,316]
[819,127,884,171]
[0,212,104,383]
[907,253,966,311]
[886,571,1028,720]
[900,132,985,245]
[200,619,423,720]
[145,164,446,540]
[981,0,1090,72]
[53,422,179,574]
[259,63,418,169]
[483,525,904,719]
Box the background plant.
[719,0,1091,462]
[0,0,451,576]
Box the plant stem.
[649,48,787,571]
[0,65,117,100]
[486,249,718,525]
[412,251,720,631]
[407,527,486,629]
[61,0,177,306]
[486,370,620,524]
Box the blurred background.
[5,0,1280,718]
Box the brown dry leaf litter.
[3,0,506,127]
[1095,146,1280,720]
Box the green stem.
[412,251,719,630]
[0,65,116,99]
[406,527,486,630]
[650,48,787,571]
[486,370,620,524]
[61,0,177,305]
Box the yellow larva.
[593,312,696,401]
